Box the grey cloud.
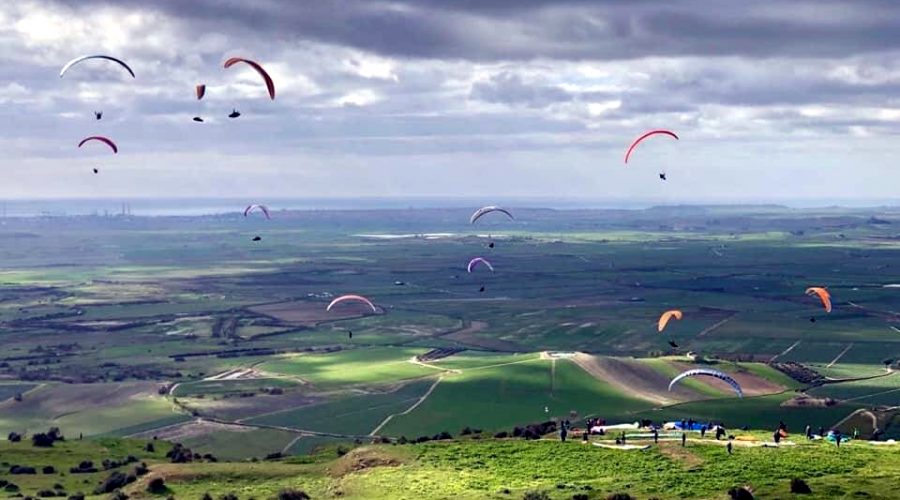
[49,0,900,61]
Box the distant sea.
[0,198,895,218]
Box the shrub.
[110,490,128,500]
[67,493,85,500]
[93,471,134,494]
[134,463,149,476]
[523,491,551,500]
[31,433,55,447]
[201,494,213,500]
[790,478,812,494]
[607,495,635,500]
[8,432,22,442]
[219,493,238,500]
[36,490,57,497]
[10,465,37,475]
[572,495,589,500]
[42,466,56,474]
[494,431,509,439]
[336,446,350,457]
[144,442,155,453]
[727,486,754,500]
[146,477,167,494]
[276,489,310,500]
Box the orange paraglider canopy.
[658,309,683,332]
[805,287,832,313]
[223,57,275,100]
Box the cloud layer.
[2,0,899,203]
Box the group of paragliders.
[61,55,131,174]
[659,286,833,397]
[467,206,515,293]
[62,53,840,400]
[63,53,275,174]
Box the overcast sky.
[2,0,900,204]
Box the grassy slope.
[258,347,435,388]
[3,436,899,500]
[382,358,655,437]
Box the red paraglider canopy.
[196,84,206,100]
[223,57,275,100]
[624,129,678,164]
[77,136,118,154]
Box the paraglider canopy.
[223,57,275,100]
[243,204,271,219]
[658,310,683,333]
[470,206,514,224]
[467,257,494,273]
[805,287,832,313]
[196,84,206,100]
[327,294,378,313]
[668,368,743,398]
[60,55,135,78]
[78,136,118,154]
[624,129,678,164]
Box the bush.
[67,493,85,500]
[69,461,97,474]
[727,486,754,500]
[42,466,56,474]
[201,494,213,500]
[397,436,408,445]
[10,465,37,475]
[36,490,57,497]
[607,495,635,500]
[8,432,22,442]
[790,478,812,494]
[523,491,551,500]
[460,427,473,435]
[134,463,149,476]
[93,472,134,494]
[336,446,350,457]
[144,442,155,453]
[146,477,167,494]
[4,483,20,493]
[110,490,128,500]
[31,433,55,448]
[276,489,310,500]
[219,493,238,500]
[572,495,589,500]
[494,431,509,439]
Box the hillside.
[1,433,898,499]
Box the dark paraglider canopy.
[252,236,262,241]
[668,340,679,348]
[488,242,495,249]
[809,316,816,323]
[193,116,204,122]
[229,109,241,118]
[94,111,102,120]
[348,330,353,339]
[659,172,667,181]
[92,168,99,174]
[479,286,485,293]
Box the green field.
[1,206,899,457]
